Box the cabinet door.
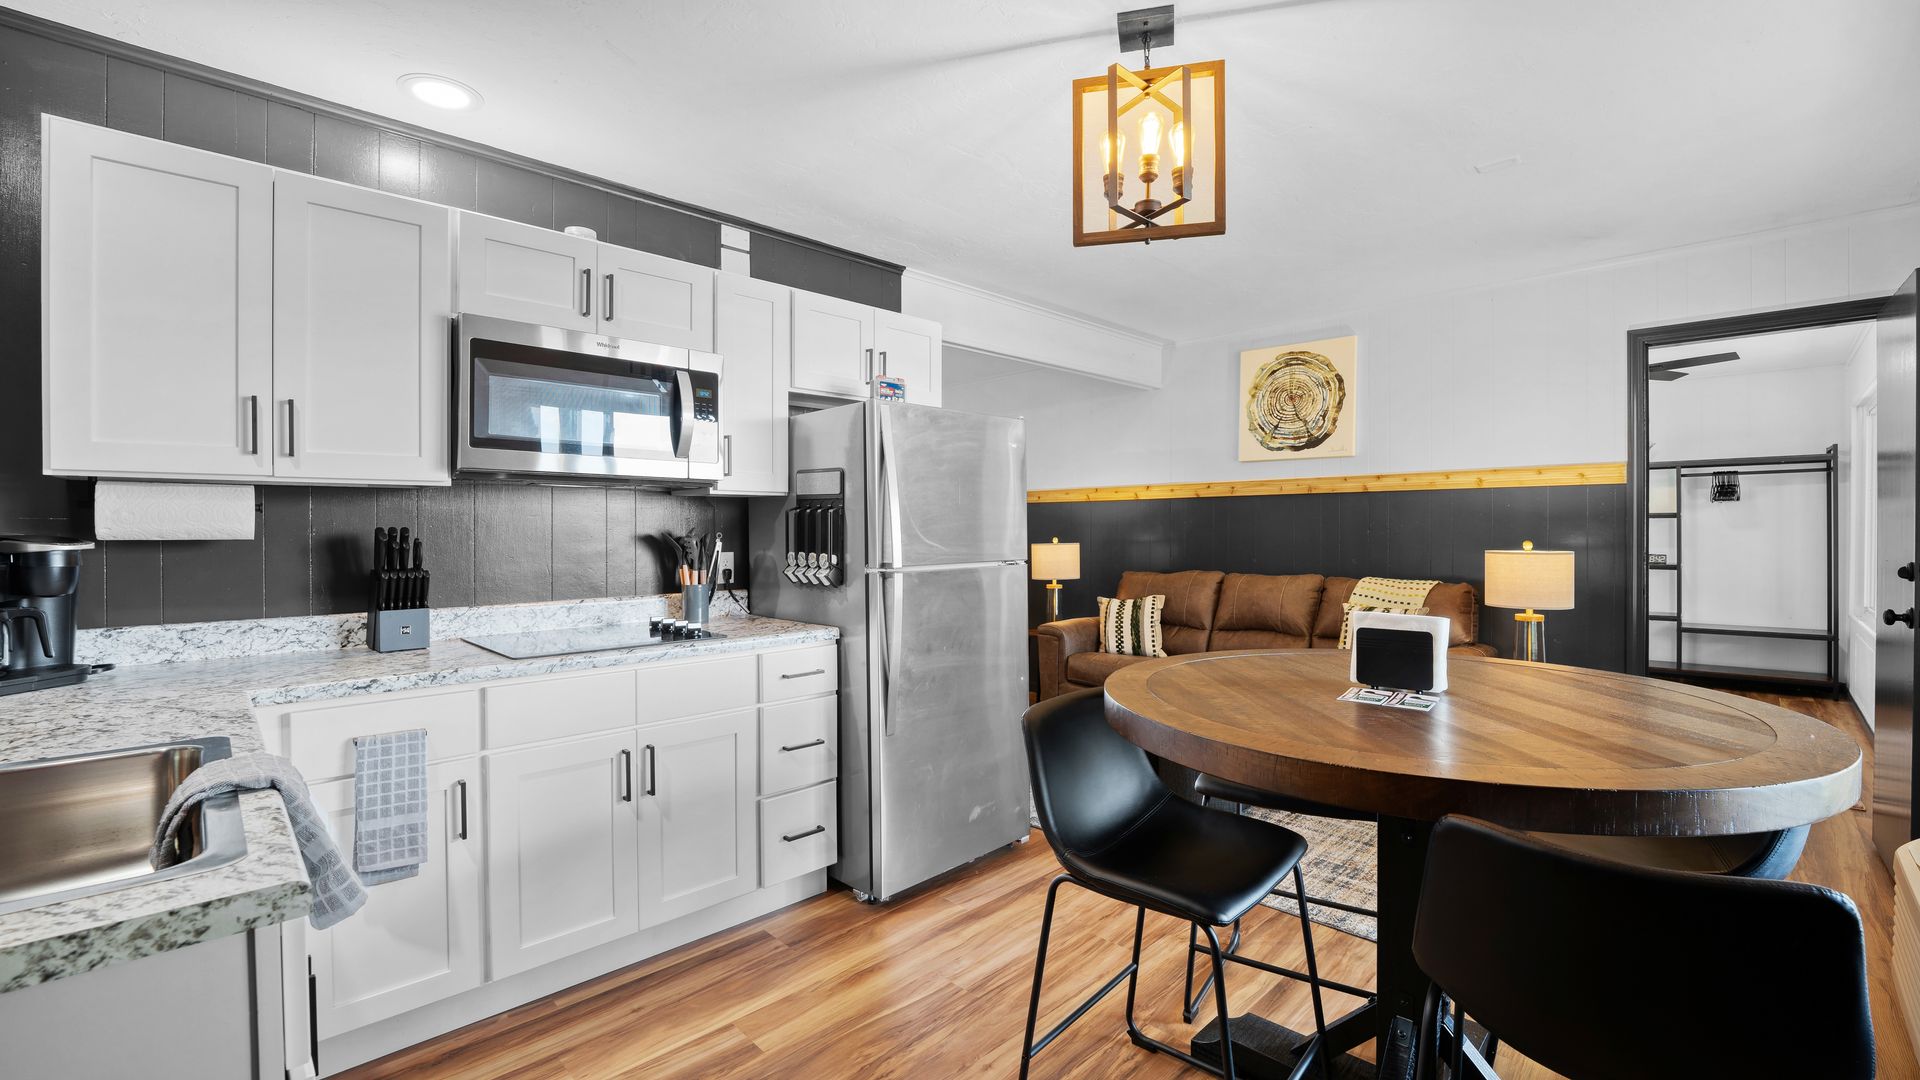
[484,732,640,978]
[454,212,598,330]
[790,290,873,397]
[599,244,715,350]
[713,273,790,495]
[307,759,482,1038]
[637,710,757,928]
[42,116,274,479]
[874,311,943,408]
[273,172,452,484]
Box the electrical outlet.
[717,551,736,584]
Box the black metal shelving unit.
[1645,445,1838,692]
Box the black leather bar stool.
[1412,815,1873,1080]
[1021,689,1356,1080]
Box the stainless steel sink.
[0,737,248,915]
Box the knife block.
[368,608,430,652]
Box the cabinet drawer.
[759,697,837,797]
[759,645,837,702]
[281,689,480,782]
[484,669,636,748]
[636,654,756,724]
[759,781,837,887]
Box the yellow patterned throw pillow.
[1098,595,1169,658]
[1338,576,1439,649]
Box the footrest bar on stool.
[1029,962,1138,1059]
[1192,944,1373,1001]
[1269,887,1378,919]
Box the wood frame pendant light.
[1072,6,1225,246]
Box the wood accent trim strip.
[1027,461,1628,503]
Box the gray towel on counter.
[150,751,366,930]
[352,729,429,886]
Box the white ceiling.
[1650,321,1871,378]
[24,0,1919,346]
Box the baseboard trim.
[1027,462,1628,503]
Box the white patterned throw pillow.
[1098,594,1169,658]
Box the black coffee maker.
[1,536,97,696]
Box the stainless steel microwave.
[455,314,721,486]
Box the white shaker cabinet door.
[636,710,759,929]
[790,289,873,398]
[598,243,715,350]
[713,272,790,495]
[484,732,641,978]
[41,116,275,479]
[272,172,452,484]
[874,310,942,408]
[454,212,598,331]
[306,759,483,1038]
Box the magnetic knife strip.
[785,469,846,587]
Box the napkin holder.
[1349,611,1450,693]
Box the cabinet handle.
[619,749,634,802]
[779,738,827,752]
[581,268,592,318]
[864,347,873,382]
[723,435,732,477]
[454,779,469,840]
[283,400,296,457]
[878,349,888,377]
[603,273,615,321]
[644,744,657,797]
[780,669,826,680]
[243,395,260,455]
[781,825,826,843]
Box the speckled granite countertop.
[0,612,836,993]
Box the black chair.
[1020,689,1355,1079]
[1412,815,1873,1080]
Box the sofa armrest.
[1034,618,1100,701]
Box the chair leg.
[1183,917,1242,1023]
[1123,905,1147,1034]
[1020,875,1068,1080]
[1201,922,1236,1080]
[1291,865,1332,1077]
[1415,983,1445,1080]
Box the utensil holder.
[369,608,430,652]
[682,584,712,628]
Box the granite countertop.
[0,611,837,994]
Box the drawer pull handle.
[780,669,826,680]
[780,738,827,752]
[782,825,826,843]
[455,779,469,840]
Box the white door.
[599,244,715,350]
[637,710,758,928]
[42,116,274,479]
[273,172,452,484]
[306,760,483,1038]
[791,289,873,398]
[874,311,943,407]
[454,212,598,330]
[484,732,640,978]
[713,273,790,495]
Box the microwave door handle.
[673,369,696,460]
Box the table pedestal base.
[1188,1012,1377,1079]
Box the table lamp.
[1030,537,1081,625]
[1483,540,1575,663]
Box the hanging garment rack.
[1644,445,1838,691]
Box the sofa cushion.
[1312,577,1479,648]
[1117,570,1223,656]
[1066,649,1156,686]
[1209,573,1325,651]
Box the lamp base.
[1045,581,1063,625]
[1512,611,1546,663]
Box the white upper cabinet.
[713,272,790,495]
[273,172,452,484]
[874,310,943,407]
[636,710,759,929]
[454,213,598,330]
[42,116,275,479]
[791,289,874,398]
[599,244,714,350]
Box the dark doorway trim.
[1626,297,1888,675]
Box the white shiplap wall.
[968,203,1920,491]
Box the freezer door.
[875,404,1026,567]
[870,562,1029,899]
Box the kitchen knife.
[412,538,425,608]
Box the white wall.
[1845,329,1880,722]
[953,203,1920,492]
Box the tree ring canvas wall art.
[1238,334,1358,461]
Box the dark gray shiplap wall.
[1027,483,1630,672]
[0,17,898,628]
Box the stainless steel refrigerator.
[749,401,1030,901]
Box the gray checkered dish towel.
[151,751,367,930]
[352,729,430,886]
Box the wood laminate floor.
[341,690,1916,1080]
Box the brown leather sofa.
[1034,570,1496,700]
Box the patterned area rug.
[1242,807,1378,942]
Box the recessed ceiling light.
[398,73,481,111]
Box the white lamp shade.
[1484,547,1576,610]
[1031,540,1081,582]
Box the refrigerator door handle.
[877,405,904,568]
[879,570,904,736]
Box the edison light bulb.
[1139,112,1162,160]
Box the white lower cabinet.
[637,709,759,928]
[760,780,839,887]
[483,731,641,979]
[307,760,483,1038]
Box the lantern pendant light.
[1073,5,1225,246]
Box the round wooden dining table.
[1103,649,1862,1078]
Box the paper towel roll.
[94,482,256,541]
